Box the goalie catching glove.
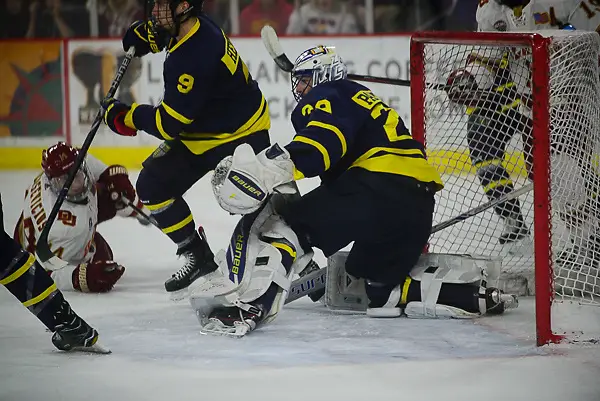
[212,143,295,215]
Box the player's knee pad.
[135,167,170,206]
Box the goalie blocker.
[326,251,518,318]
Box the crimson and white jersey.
[476,0,531,31]
[474,0,600,106]
[477,0,600,32]
[526,0,600,31]
[15,154,108,290]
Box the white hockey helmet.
[291,45,347,101]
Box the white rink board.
[65,36,413,147]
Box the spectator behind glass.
[372,0,400,32]
[0,0,33,38]
[203,0,232,33]
[240,0,294,35]
[28,0,89,38]
[99,0,144,37]
[286,0,360,35]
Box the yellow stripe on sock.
[161,214,194,234]
[23,283,57,307]
[0,254,35,285]
[145,198,175,211]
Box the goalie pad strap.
[419,268,444,315]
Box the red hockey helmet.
[42,142,78,178]
[41,142,92,203]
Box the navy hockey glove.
[101,98,138,137]
[123,20,168,57]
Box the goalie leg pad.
[189,198,310,336]
[326,251,512,318]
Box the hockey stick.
[121,196,159,227]
[430,182,533,233]
[286,265,326,305]
[36,47,137,270]
[260,25,449,90]
[291,182,535,301]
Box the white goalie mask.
[291,45,348,101]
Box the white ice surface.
[1,171,600,401]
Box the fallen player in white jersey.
[13,142,150,293]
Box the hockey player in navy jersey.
[101,0,271,294]
[0,192,106,352]
[189,46,515,337]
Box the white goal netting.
[414,30,600,312]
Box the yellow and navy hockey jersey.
[128,14,269,155]
[286,79,443,189]
[465,53,522,116]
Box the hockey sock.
[145,197,197,245]
[475,161,523,218]
[0,244,64,331]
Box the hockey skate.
[198,304,264,338]
[499,213,530,245]
[51,301,110,354]
[165,227,218,299]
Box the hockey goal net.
[410,30,600,345]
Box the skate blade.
[66,341,112,354]
[168,288,188,302]
[199,319,250,338]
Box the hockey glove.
[445,69,479,106]
[98,165,136,205]
[102,98,137,137]
[122,20,168,57]
[72,260,125,293]
[212,143,294,215]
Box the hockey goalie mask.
[291,45,347,101]
[146,0,202,37]
[42,142,93,204]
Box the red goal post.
[410,30,600,346]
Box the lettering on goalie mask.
[291,45,348,101]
